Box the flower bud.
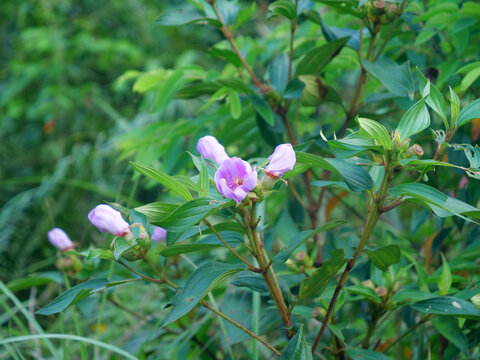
[48,228,74,252]
[215,157,258,203]
[312,307,326,319]
[471,294,480,310]
[266,144,296,177]
[197,135,230,164]
[405,144,424,158]
[391,131,410,150]
[56,254,82,275]
[88,204,131,237]
[375,286,388,297]
[152,226,167,242]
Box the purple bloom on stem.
[215,157,258,203]
[197,135,230,164]
[88,204,130,236]
[48,228,74,251]
[152,226,167,242]
[266,144,296,177]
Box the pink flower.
[152,226,167,242]
[266,144,296,177]
[197,135,230,164]
[214,157,258,203]
[88,204,130,236]
[48,228,74,251]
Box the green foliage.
[3,0,480,359]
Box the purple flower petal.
[88,204,130,236]
[48,228,74,251]
[266,144,296,176]
[197,136,230,164]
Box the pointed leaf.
[357,117,391,150]
[279,324,313,360]
[161,262,244,326]
[396,97,430,140]
[411,296,480,320]
[366,245,401,272]
[295,37,349,76]
[130,162,193,201]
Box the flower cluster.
[197,136,296,203]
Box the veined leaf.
[396,96,430,141]
[357,117,391,150]
[366,244,401,271]
[274,221,345,262]
[161,262,244,327]
[279,324,313,360]
[455,98,480,128]
[299,249,346,302]
[295,37,349,76]
[268,0,297,21]
[411,296,480,320]
[130,162,193,201]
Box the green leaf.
[295,37,350,76]
[389,183,480,219]
[431,317,468,351]
[438,253,452,296]
[175,81,222,99]
[130,162,193,201]
[283,163,312,180]
[135,202,180,223]
[314,0,362,17]
[346,348,391,360]
[296,152,374,192]
[279,324,313,360]
[209,48,242,67]
[396,96,430,140]
[159,243,221,257]
[411,296,480,320]
[284,78,306,99]
[36,278,108,315]
[249,94,275,126]
[274,221,345,262]
[361,58,415,98]
[155,197,231,234]
[232,273,269,293]
[416,68,447,122]
[7,273,61,292]
[151,71,186,112]
[161,262,244,327]
[392,290,434,304]
[460,66,480,93]
[366,245,401,272]
[299,249,346,302]
[113,238,135,261]
[197,160,210,197]
[269,53,290,93]
[217,78,253,93]
[228,90,242,119]
[268,0,297,21]
[455,98,480,127]
[346,285,382,304]
[325,158,373,192]
[357,117,391,150]
[155,9,220,27]
[449,86,460,124]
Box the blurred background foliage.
[1,0,480,358]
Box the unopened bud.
[312,307,326,318]
[56,254,82,275]
[406,144,424,158]
[375,286,388,297]
[361,279,376,290]
[391,131,410,150]
[471,294,480,310]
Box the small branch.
[383,315,431,352]
[204,219,261,272]
[201,300,281,356]
[210,1,268,93]
[117,260,165,284]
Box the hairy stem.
[311,160,393,354]
[204,219,261,271]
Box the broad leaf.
[396,96,430,141]
[269,53,290,93]
[249,94,275,126]
[362,58,415,98]
[366,245,401,271]
[274,221,345,262]
[279,324,313,360]
[130,162,193,201]
[161,262,244,326]
[357,117,391,150]
[155,9,220,27]
[268,0,297,21]
[36,278,108,315]
[346,348,391,360]
[411,296,480,320]
[295,37,349,76]
[455,98,480,128]
[299,249,346,302]
[154,197,231,234]
[431,317,468,351]
[159,243,221,257]
[389,183,480,219]
[417,68,447,122]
